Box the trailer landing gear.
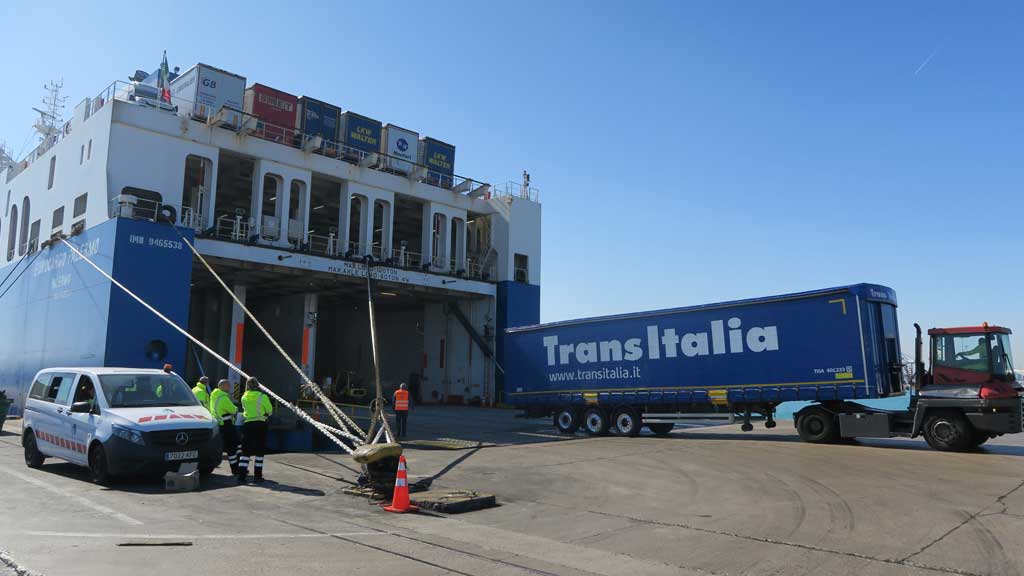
[740,406,754,432]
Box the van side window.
[45,376,64,402]
[29,374,52,400]
[74,376,97,404]
[47,374,76,405]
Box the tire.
[612,407,641,437]
[923,410,974,452]
[582,407,610,436]
[200,465,217,477]
[648,423,674,436]
[23,431,45,468]
[88,444,112,485]
[553,408,580,434]
[796,407,839,444]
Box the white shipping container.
[170,63,246,126]
[382,124,419,174]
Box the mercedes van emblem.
[175,432,189,446]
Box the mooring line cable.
[171,229,366,440]
[57,237,360,452]
[0,248,43,303]
[0,253,27,295]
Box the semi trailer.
[503,283,1023,451]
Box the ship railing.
[109,194,162,222]
[215,214,251,242]
[388,247,422,269]
[180,207,205,232]
[307,232,339,257]
[490,180,540,203]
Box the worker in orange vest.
[392,383,410,439]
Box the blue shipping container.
[503,284,902,409]
[340,112,382,157]
[418,137,455,176]
[297,97,341,144]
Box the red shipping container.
[243,83,299,144]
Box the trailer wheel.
[582,407,610,436]
[612,407,641,437]
[554,408,581,434]
[796,407,839,444]
[648,423,674,436]
[923,410,973,452]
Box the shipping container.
[170,63,246,127]
[418,137,456,188]
[504,284,904,431]
[243,83,299,145]
[296,97,341,155]
[381,124,419,174]
[339,112,382,160]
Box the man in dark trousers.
[238,377,273,484]
[392,383,410,439]
[209,379,240,475]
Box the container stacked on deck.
[296,97,342,156]
[244,84,299,145]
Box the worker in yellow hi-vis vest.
[191,376,210,411]
[209,379,240,475]
[238,377,273,484]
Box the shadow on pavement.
[669,430,1024,456]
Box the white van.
[21,367,222,484]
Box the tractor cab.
[916,324,1020,399]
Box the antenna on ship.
[32,79,66,154]
[0,142,13,173]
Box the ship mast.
[32,79,66,155]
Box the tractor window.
[934,335,989,372]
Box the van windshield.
[99,374,199,408]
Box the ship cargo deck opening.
[0,65,542,436]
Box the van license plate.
[165,450,198,461]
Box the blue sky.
[3,1,1023,356]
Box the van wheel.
[23,431,45,468]
[612,407,641,437]
[923,411,973,452]
[796,407,839,443]
[89,444,112,485]
[647,423,674,436]
[554,408,580,434]
[582,407,610,436]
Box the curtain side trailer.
[503,283,1023,451]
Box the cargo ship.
[0,58,542,443]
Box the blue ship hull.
[0,218,193,416]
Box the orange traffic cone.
[382,455,418,513]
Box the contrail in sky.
[914,40,946,76]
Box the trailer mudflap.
[838,412,892,438]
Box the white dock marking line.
[25,531,385,539]
[0,468,143,526]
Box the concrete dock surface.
[1,406,1022,576]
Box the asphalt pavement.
[1,406,1023,576]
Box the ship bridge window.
[52,207,64,232]
[7,204,17,261]
[28,220,39,254]
[47,156,56,190]
[514,253,529,283]
[73,193,87,218]
[87,140,92,161]
[18,197,30,256]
